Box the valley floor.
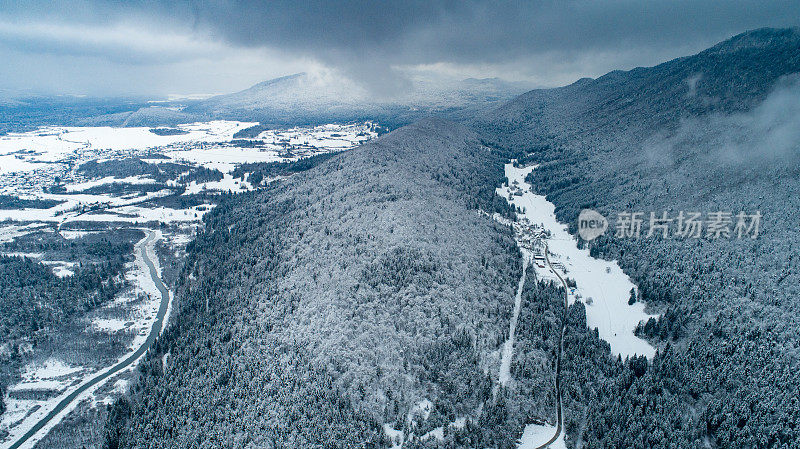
[495,161,656,449]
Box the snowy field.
[0,120,377,235]
[0,121,374,178]
[0,121,378,447]
[518,421,567,449]
[0,231,168,448]
[497,163,656,359]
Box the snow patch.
[91,318,128,333]
[518,422,567,449]
[498,163,656,359]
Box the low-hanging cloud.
[646,74,800,171]
[1,0,799,95]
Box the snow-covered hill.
[185,72,530,125]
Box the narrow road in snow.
[533,243,567,449]
[5,229,170,449]
[499,259,528,386]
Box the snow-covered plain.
[0,231,168,448]
[497,162,656,360]
[1,122,378,447]
[0,121,376,230]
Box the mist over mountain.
[473,27,800,448]
[0,73,530,131]
[184,72,531,126]
[92,27,800,449]
[3,15,800,449]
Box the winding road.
[5,229,170,449]
[532,243,567,449]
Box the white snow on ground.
[19,359,83,384]
[383,411,468,448]
[60,204,211,224]
[383,424,405,449]
[0,359,86,436]
[408,399,433,423]
[382,399,438,448]
[0,189,176,223]
[125,229,168,346]
[518,422,567,449]
[58,230,96,239]
[0,121,376,233]
[65,175,158,192]
[257,123,374,149]
[498,163,655,359]
[182,173,251,194]
[421,426,445,441]
[112,379,129,394]
[0,252,42,259]
[0,223,50,243]
[0,231,167,449]
[91,318,128,333]
[45,262,75,278]
[0,155,40,175]
[499,260,528,386]
[0,121,255,163]
[164,146,283,173]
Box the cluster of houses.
[508,179,525,198]
[511,218,550,268]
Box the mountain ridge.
[473,26,800,449]
[185,73,531,126]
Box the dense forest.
[77,158,224,185]
[0,195,63,210]
[474,28,800,448]
[88,27,800,449]
[102,119,570,448]
[0,255,124,342]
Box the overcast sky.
[1,0,799,97]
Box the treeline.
[0,255,125,342]
[0,195,63,210]
[473,28,800,448]
[103,118,556,448]
[230,151,345,186]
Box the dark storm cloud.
[6,0,800,63]
[0,0,799,95]
[148,0,800,63]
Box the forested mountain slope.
[108,119,561,448]
[106,27,800,449]
[185,73,529,127]
[475,27,800,448]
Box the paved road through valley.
[533,242,567,449]
[6,229,170,449]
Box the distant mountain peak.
[250,73,307,89]
[705,27,800,54]
[186,72,530,125]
